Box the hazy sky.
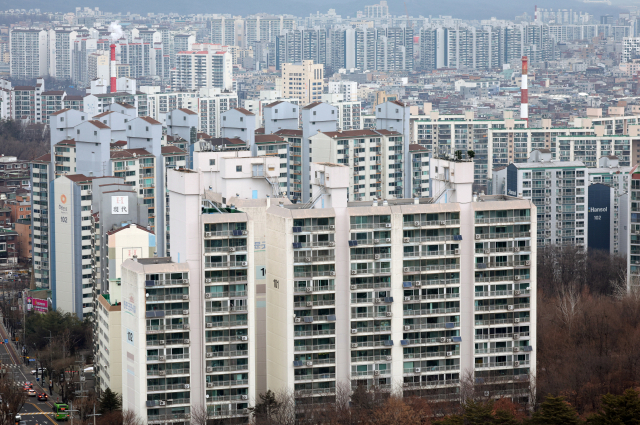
[5,0,626,20]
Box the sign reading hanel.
[112,195,129,215]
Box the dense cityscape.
[0,1,639,424]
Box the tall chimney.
[110,44,117,93]
[521,56,528,127]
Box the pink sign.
[27,297,48,313]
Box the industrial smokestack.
[110,44,117,93]
[521,56,528,127]
[107,21,123,94]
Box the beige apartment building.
[281,60,324,104]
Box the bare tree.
[555,280,581,332]
[122,410,144,425]
[0,377,26,425]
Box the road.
[0,320,59,425]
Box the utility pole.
[87,404,101,425]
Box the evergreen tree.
[493,409,520,425]
[248,390,281,423]
[98,388,122,414]
[587,388,640,425]
[463,399,495,425]
[531,395,581,425]
[432,415,463,425]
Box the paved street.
[0,319,60,425]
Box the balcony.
[475,232,530,240]
[294,344,336,352]
[294,373,336,381]
[474,303,530,312]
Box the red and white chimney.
[521,56,528,127]
[110,44,117,93]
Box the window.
[209,159,216,166]
[236,166,242,172]
[94,131,97,136]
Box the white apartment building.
[48,28,77,81]
[265,160,536,404]
[88,51,110,82]
[623,37,640,63]
[492,149,587,249]
[331,100,362,131]
[121,258,196,424]
[310,129,407,202]
[174,45,233,92]
[10,28,48,79]
[328,81,358,102]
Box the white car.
[30,368,45,375]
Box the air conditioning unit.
[159,400,166,405]
[205,293,212,299]
[508,305,514,311]
[513,347,520,352]
[415,281,422,287]
[183,324,190,330]
[514,290,521,295]
[241,395,249,400]
[205,232,212,237]
[184,384,190,389]
[159,356,165,361]
[159,340,165,345]
[404,325,411,330]
[455,249,460,255]
[374,370,380,376]
[306,302,313,307]
[386,355,392,361]
[329,225,335,230]
[525,260,531,266]
[205,279,212,284]
[183,310,189,315]
[446,351,452,357]
[351,343,358,348]
[306,287,313,292]
[182,295,189,300]
[241,336,248,341]
[475,235,481,240]
[183,279,189,283]
[514,361,520,367]
[440,337,446,343]
[294,317,301,323]
[374,239,380,244]
[207,383,214,388]
[206,367,213,373]
[440,221,446,225]
[350,285,357,290]
[206,323,213,328]
[183,339,190,344]
[159,371,166,376]
[404,297,411,301]
[385,238,391,243]
[484,391,490,397]
[414,368,421,373]
[386,312,393,317]
[403,267,410,272]
[351,270,358,275]
[403,237,410,243]
[306,361,313,366]
[514,276,520,281]
[414,221,420,226]
[229,247,236,252]
[513,334,520,339]
[304,257,311,262]
[330,271,336,276]
[241,262,248,266]
[241,231,248,235]
[328,242,335,247]
[351,329,358,334]
[374,254,381,260]
[206,353,213,358]
[385,223,392,228]
[375,298,382,303]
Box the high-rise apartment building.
[174,47,233,92]
[264,160,535,405]
[281,61,324,104]
[9,28,48,79]
[49,28,78,81]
